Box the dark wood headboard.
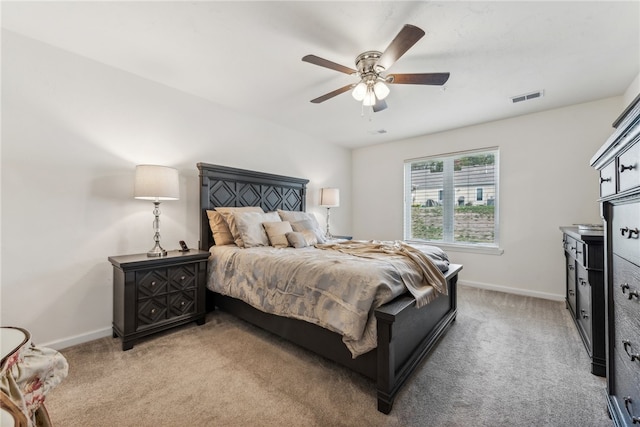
[197,163,309,250]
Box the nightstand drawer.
[168,264,197,291]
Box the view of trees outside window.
[405,150,498,246]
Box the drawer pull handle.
[623,396,640,423]
[151,308,157,315]
[600,176,611,183]
[621,227,639,238]
[580,309,589,319]
[579,278,587,286]
[621,283,640,300]
[151,281,156,287]
[181,301,186,306]
[568,290,575,296]
[622,340,640,362]
[568,265,574,271]
[620,163,636,173]
[181,276,186,281]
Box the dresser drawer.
[618,140,639,193]
[612,201,640,266]
[566,257,577,315]
[576,271,592,350]
[613,254,640,328]
[600,160,617,197]
[612,346,640,425]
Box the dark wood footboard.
[208,263,461,413]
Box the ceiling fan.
[302,24,450,112]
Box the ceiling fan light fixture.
[352,82,367,101]
[373,81,390,100]
[363,89,377,106]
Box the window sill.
[407,240,504,255]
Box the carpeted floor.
[45,286,611,426]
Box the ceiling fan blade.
[310,84,354,103]
[376,24,425,71]
[302,55,357,75]
[387,72,450,85]
[372,98,388,112]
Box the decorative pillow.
[286,231,313,248]
[234,211,281,248]
[215,206,265,247]
[263,221,293,248]
[277,210,326,243]
[206,210,235,246]
[291,219,326,244]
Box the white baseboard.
[458,279,565,302]
[39,327,112,351]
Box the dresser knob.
[180,301,186,306]
[181,276,186,281]
[151,281,156,287]
[151,308,157,315]
[600,176,611,183]
[580,309,589,319]
[568,290,575,296]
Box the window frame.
[403,147,502,255]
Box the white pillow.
[277,210,326,243]
[234,211,281,248]
[215,206,265,247]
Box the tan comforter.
[207,240,449,357]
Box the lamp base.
[146,242,167,257]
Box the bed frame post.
[376,319,395,414]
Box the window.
[404,148,499,248]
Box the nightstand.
[108,249,210,350]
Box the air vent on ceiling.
[368,129,387,135]
[510,90,544,104]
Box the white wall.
[352,97,624,300]
[1,31,351,348]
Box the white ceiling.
[2,1,639,148]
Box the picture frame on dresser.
[590,92,640,426]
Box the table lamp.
[320,187,339,239]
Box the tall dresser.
[590,93,640,426]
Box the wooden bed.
[197,162,462,414]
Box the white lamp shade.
[373,81,390,100]
[320,188,340,207]
[134,165,180,200]
[352,82,367,101]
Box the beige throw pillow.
[206,210,235,246]
[263,221,293,248]
[286,230,318,247]
[215,206,265,247]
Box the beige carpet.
[45,286,610,426]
